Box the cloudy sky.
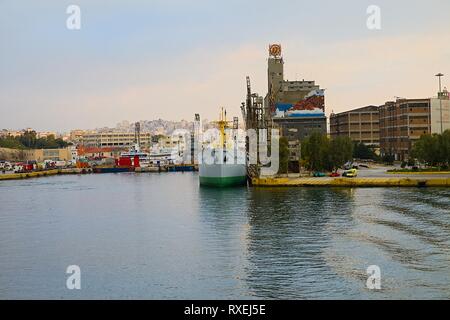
[1,0,449,131]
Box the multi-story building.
[0,129,24,138]
[36,131,57,139]
[379,93,450,160]
[273,116,328,143]
[431,88,450,133]
[158,135,185,149]
[330,105,380,146]
[80,132,151,148]
[69,130,90,144]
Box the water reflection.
[244,188,354,299]
[1,173,449,299]
[325,188,450,299]
[197,186,252,298]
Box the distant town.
[1,118,215,144]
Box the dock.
[0,165,198,181]
[0,168,92,181]
[0,169,61,181]
[251,176,450,187]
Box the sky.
[1,0,449,132]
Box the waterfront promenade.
[252,167,450,187]
[252,176,450,187]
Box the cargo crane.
[241,76,273,179]
[242,76,271,130]
[240,76,251,126]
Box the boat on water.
[199,109,247,187]
[93,142,150,173]
[148,149,176,167]
[120,143,151,168]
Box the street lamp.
[435,73,444,133]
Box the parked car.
[329,172,340,177]
[313,172,327,177]
[343,169,358,177]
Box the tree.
[442,130,450,167]
[18,131,37,148]
[301,133,354,172]
[353,142,378,160]
[301,131,333,172]
[0,136,26,149]
[411,130,450,168]
[382,154,395,165]
[330,137,353,171]
[278,136,289,174]
[0,132,69,150]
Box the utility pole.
[436,73,444,134]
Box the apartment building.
[81,132,151,148]
[330,105,380,146]
[379,99,432,160]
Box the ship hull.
[199,164,247,187]
[93,167,133,174]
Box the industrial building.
[330,105,380,146]
[265,45,327,140]
[81,132,151,148]
[263,44,327,168]
[379,91,450,160]
[23,148,73,162]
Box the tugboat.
[199,108,247,187]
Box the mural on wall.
[274,89,325,118]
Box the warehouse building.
[330,105,380,146]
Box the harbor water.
[0,173,449,299]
